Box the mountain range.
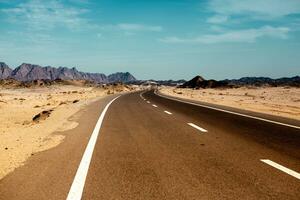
[180,75,300,88]
[0,62,136,83]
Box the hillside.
[0,62,136,83]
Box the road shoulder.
[0,94,118,200]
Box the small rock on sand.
[32,110,53,122]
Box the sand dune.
[159,86,300,121]
[0,84,136,179]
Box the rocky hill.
[0,62,13,79]
[179,75,228,88]
[180,75,300,88]
[108,72,136,83]
[226,76,300,87]
[0,62,136,83]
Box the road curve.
[83,90,300,199]
[0,90,299,200]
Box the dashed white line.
[260,159,300,180]
[164,111,172,115]
[187,123,208,133]
[155,90,300,130]
[147,101,150,104]
[139,91,147,101]
[66,96,120,200]
[152,104,158,107]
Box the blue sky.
[0,0,299,80]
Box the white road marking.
[66,96,120,200]
[152,104,158,107]
[187,123,208,132]
[139,92,145,99]
[260,159,300,180]
[155,90,300,130]
[164,111,172,115]
[147,101,150,104]
[139,91,147,101]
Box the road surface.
[0,90,299,199]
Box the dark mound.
[179,75,229,89]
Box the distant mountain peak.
[0,62,137,83]
[108,72,136,83]
[0,62,12,79]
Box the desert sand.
[0,83,136,179]
[159,86,300,121]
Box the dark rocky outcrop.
[179,75,228,88]
[180,75,300,88]
[226,76,300,87]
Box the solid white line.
[260,159,300,180]
[66,96,120,200]
[164,111,172,115]
[155,90,300,130]
[187,123,208,133]
[152,104,158,107]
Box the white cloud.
[160,26,290,44]
[208,0,300,20]
[1,0,89,30]
[207,15,228,24]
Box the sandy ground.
[0,84,135,179]
[159,86,300,121]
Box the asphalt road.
[1,90,299,199]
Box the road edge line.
[66,96,121,200]
[154,90,300,130]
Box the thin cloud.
[208,0,300,20]
[101,23,163,33]
[207,15,228,24]
[1,0,89,30]
[160,26,290,44]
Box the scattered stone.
[32,110,53,122]
[72,99,79,103]
[59,101,67,105]
[107,90,114,95]
[22,120,31,125]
